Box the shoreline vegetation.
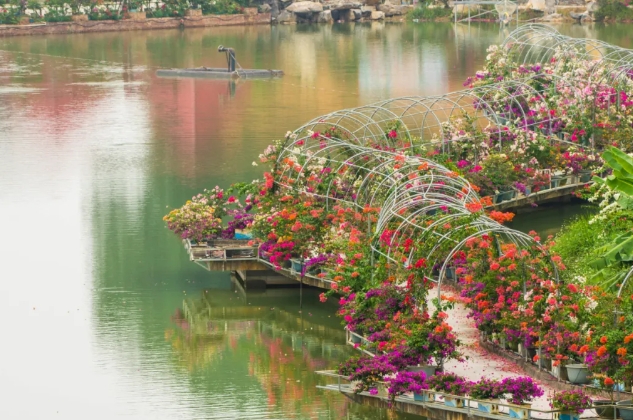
[163,24,633,411]
[2,0,633,37]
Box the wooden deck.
[184,239,336,290]
[315,371,608,420]
[486,174,591,211]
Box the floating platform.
[156,67,284,79]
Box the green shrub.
[552,210,633,288]
[87,6,121,20]
[594,0,633,22]
[45,9,71,21]
[202,0,243,15]
[0,8,20,24]
[407,3,452,20]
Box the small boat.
[156,45,283,79]
[156,67,284,79]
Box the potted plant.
[337,355,366,392]
[565,363,590,385]
[593,375,619,419]
[427,372,471,408]
[501,376,544,419]
[550,390,592,420]
[531,171,551,192]
[348,356,397,396]
[481,154,518,204]
[405,310,462,374]
[470,378,504,414]
[289,257,304,273]
[386,371,428,405]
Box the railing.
[315,370,618,420]
[485,171,597,209]
[184,239,337,286]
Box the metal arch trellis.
[274,132,557,300]
[268,25,633,297]
[502,24,633,87]
[288,79,580,160]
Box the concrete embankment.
[0,13,271,37]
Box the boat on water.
[156,67,284,79]
[156,45,284,79]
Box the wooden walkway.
[486,174,590,211]
[184,239,336,289]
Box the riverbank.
[0,12,270,37]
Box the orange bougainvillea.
[488,210,515,224]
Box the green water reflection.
[0,22,624,419]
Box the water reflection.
[165,281,410,418]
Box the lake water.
[0,22,620,419]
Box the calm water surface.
[0,22,625,419]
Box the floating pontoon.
[156,45,283,79]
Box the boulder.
[259,3,272,13]
[528,0,546,11]
[541,12,563,20]
[351,8,362,19]
[317,9,334,22]
[361,5,375,16]
[276,10,297,22]
[286,1,323,13]
[325,0,363,10]
[378,2,398,16]
[587,1,599,12]
[371,10,385,19]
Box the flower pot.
[376,383,388,397]
[349,379,362,391]
[554,411,580,420]
[495,190,516,204]
[508,403,532,419]
[478,399,500,414]
[406,365,438,377]
[307,266,321,275]
[290,258,304,273]
[565,364,589,385]
[539,356,552,371]
[350,332,362,344]
[446,267,455,280]
[579,170,592,183]
[551,364,569,381]
[594,400,618,419]
[551,176,567,189]
[518,343,527,357]
[414,390,436,402]
[526,347,537,361]
[281,259,291,269]
[444,396,465,408]
[617,400,633,420]
[524,186,532,196]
